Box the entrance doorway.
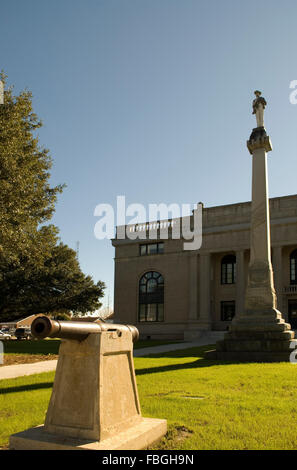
[288,299,297,329]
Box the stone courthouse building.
[112,194,297,340]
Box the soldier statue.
[252,90,267,128]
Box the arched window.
[221,255,236,284]
[139,272,164,322]
[290,250,297,285]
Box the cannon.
[31,315,139,342]
[10,315,166,450]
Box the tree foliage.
[0,244,105,320]
[0,74,105,320]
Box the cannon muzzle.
[31,316,139,342]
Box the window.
[221,255,236,284]
[138,272,164,322]
[290,250,297,285]
[139,243,164,256]
[221,301,235,321]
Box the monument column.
[199,253,211,329]
[233,91,278,324]
[243,136,277,318]
[208,91,296,362]
[235,250,245,317]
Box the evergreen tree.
[0,244,105,320]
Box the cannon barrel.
[31,316,139,342]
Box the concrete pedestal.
[10,329,167,449]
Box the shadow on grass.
[0,382,53,395]
[135,346,243,375]
[136,345,215,360]
[134,340,183,350]
[136,358,217,376]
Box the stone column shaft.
[244,131,277,317]
[250,149,271,265]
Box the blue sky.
[1,0,297,308]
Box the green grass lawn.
[2,344,297,450]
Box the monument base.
[204,314,296,363]
[9,418,167,450]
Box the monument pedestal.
[208,308,296,363]
[211,315,296,362]
[207,116,295,362]
[10,327,167,450]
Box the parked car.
[14,327,32,340]
[0,329,12,340]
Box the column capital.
[247,127,272,155]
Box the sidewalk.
[0,359,58,381]
[0,334,221,380]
